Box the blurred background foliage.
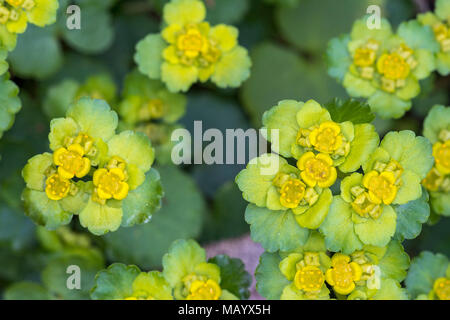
[0,0,449,299]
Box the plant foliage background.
[0,0,449,299]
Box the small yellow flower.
[0,0,58,34]
[376,45,417,93]
[432,140,450,175]
[423,167,449,192]
[135,0,251,92]
[139,98,165,121]
[279,178,306,208]
[45,173,71,201]
[433,277,450,300]
[93,167,129,201]
[377,53,411,80]
[352,39,380,80]
[294,265,325,293]
[325,253,362,295]
[350,188,382,219]
[53,143,91,179]
[186,279,221,300]
[308,121,343,154]
[297,152,337,188]
[432,23,450,53]
[362,170,398,205]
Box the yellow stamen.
[186,279,221,300]
[279,178,306,208]
[351,191,382,219]
[325,253,362,295]
[53,144,91,179]
[353,48,376,67]
[362,170,398,205]
[433,140,450,175]
[93,167,129,201]
[377,52,410,80]
[294,265,324,292]
[423,167,445,192]
[139,99,165,121]
[308,121,343,154]
[176,26,209,60]
[45,174,71,201]
[433,277,450,300]
[297,152,337,188]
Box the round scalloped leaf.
[245,204,310,252]
[180,93,250,197]
[205,0,250,25]
[319,196,364,254]
[4,282,52,300]
[73,0,117,10]
[240,42,345,127]
[370,278,409,300]
[0,202,36,251]
[91,263,141,300]
[43,79,79,119]
[405,251,449,299]
[208,255,252,300]
[0,74,21,139]
[394,189,430,241]
[377,240,410,282]
[120,168,164,227]
[41,249,105,300]
[22,189,73,230]
[201,181,249,242]
[59,6,114,54]
[8,25,62,79]
[275,0,378,53]
[255,252,290,300]
[104,165,205,269]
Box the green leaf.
[320,196,364,254]
[104,166,205,269]
[41,249,105,300]
[255,252,290,299]
[201,181,249,242]
[8,25,62,79]
[394,189,430,241]
[264,0,300,6]
[405,217,450,260]
[405,251,448,298]
[205,0,250,25]
[377,240,410,282]
[0,203,36,251]
[4,282,52,300]
[0,74,21,140]
[240,42,346,127]
[42,79,79,119]
[91,263,141,300]
[275,0,379,53]
[121,168,164,227]
[73,0,117,10]
[180,93,250,197]
[324,98,375,124]
[0,245,46,282]
[245,204,310,252]
[59,7,114,54]
[208,255,252,300]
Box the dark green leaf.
[394,189,430,241]
[324,98,375,124]
[104,166,205,269]
[209,255,252,300]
